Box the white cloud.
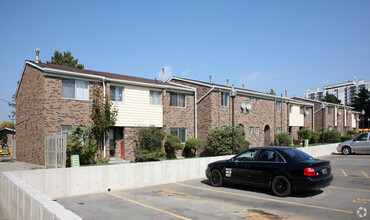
[181,69,192,76]
[241,72,260,83]
[157,66,173,81]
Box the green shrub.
[309,132,319,144]
[323,130,341,143]
[347,130,358,136]
[297,129,312,142]
[135,150,166,162]
[135,126,166,162]
[164,134,183,159]
[340,135,353,142]
[206,126,250,156]
[184,138,202,157]
[275,132,292,147]
[66,125,99,166]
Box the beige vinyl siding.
[289,105,304,127]
[113,85,163,127]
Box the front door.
[264,125,271,146]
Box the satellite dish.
[241,102,247,110]
[246,104,252,110]
[348,110,351,114]
[305,110,309,115]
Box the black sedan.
[205,147,333,197]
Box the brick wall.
[15,65,46,165]
[123,127,139,162]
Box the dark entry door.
[264,125,270,146]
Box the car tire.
[209,169,223,187]
[271,175,292,197]
[342,146,351,155]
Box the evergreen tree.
[47,50,84,69]
[352,88,370,128]
[323,93,341,104]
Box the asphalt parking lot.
[57,154,370,220]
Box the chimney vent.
[162,67,165,82]
[242,84,245,88]
[209,75,212,84]
[227,78,229,87]
[285,90,287,97]
[35,48,40,63]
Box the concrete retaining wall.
[12,155,232,199]
[297,143,337,157]
[0,171,81,220]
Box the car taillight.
[304,167,316,176]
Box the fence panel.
[45,134,67,168]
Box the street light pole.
[230,86,237,154]
[361,110,365,132]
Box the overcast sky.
[0,0,369,123]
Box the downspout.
[312,105,315,131]
[194,89,197,138]
[102,77,106,158]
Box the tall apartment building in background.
[304,80,370,105]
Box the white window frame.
[150,90,162,105]
[62,79,89,100]
[221,92,229,107]
[256,127,260,135]
[276,127,282,134]
[250,97,254,103]
[110,86,124,102]
[170,92,186,108]
[276,101,281,113]
[61,125,72,134]
[250,127,254,134]
[256,97,260,104]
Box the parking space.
[57,154,370,220]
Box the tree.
[323,93,341,104]
[47,51,84,69]
[352,87,370,128]
[269,89,276,95]
[91,83,118,150]
[0,121,15,129]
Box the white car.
[337,132,370,155]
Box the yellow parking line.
[361,171,369,178]
[341,169,348,177]
[106,192,191,220]
[174,183,353,214]
[329,186,370,193]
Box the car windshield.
[281,148,313,161]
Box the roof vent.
[209,74,212,84]
[162,67,165,82]
[35,48,40,63]
[227,78,229,87]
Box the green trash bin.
[304,139,309,147]
[71,155,80,167]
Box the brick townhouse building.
[292,97,359,135]
[168,77,315,147]
[16,60,196,165]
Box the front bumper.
[292,174,333,191]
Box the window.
[300,107,304,114]
[355,133,368,141]
[235,149,259,162]
[256,127,260,134]
[256,97,259,103]
[61,125,72,134]
[276,127,282,134]
[250,127,254,134]
[170,92,186,107]
[328,106,333,114]
[221,92,229,107]
[62,79,89,100]
[150,91,162,105]
[250,97,254,103]
[257,149,285,162]
[170,128,186,143]
[110,86,123,102]
[276,101,281,113]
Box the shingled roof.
[27,60,169,86]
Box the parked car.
[205,147,333,197]
[337,132,370,155]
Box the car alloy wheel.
[342,147,351,155]
[272,175,291,197]
[209,169,223,187]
